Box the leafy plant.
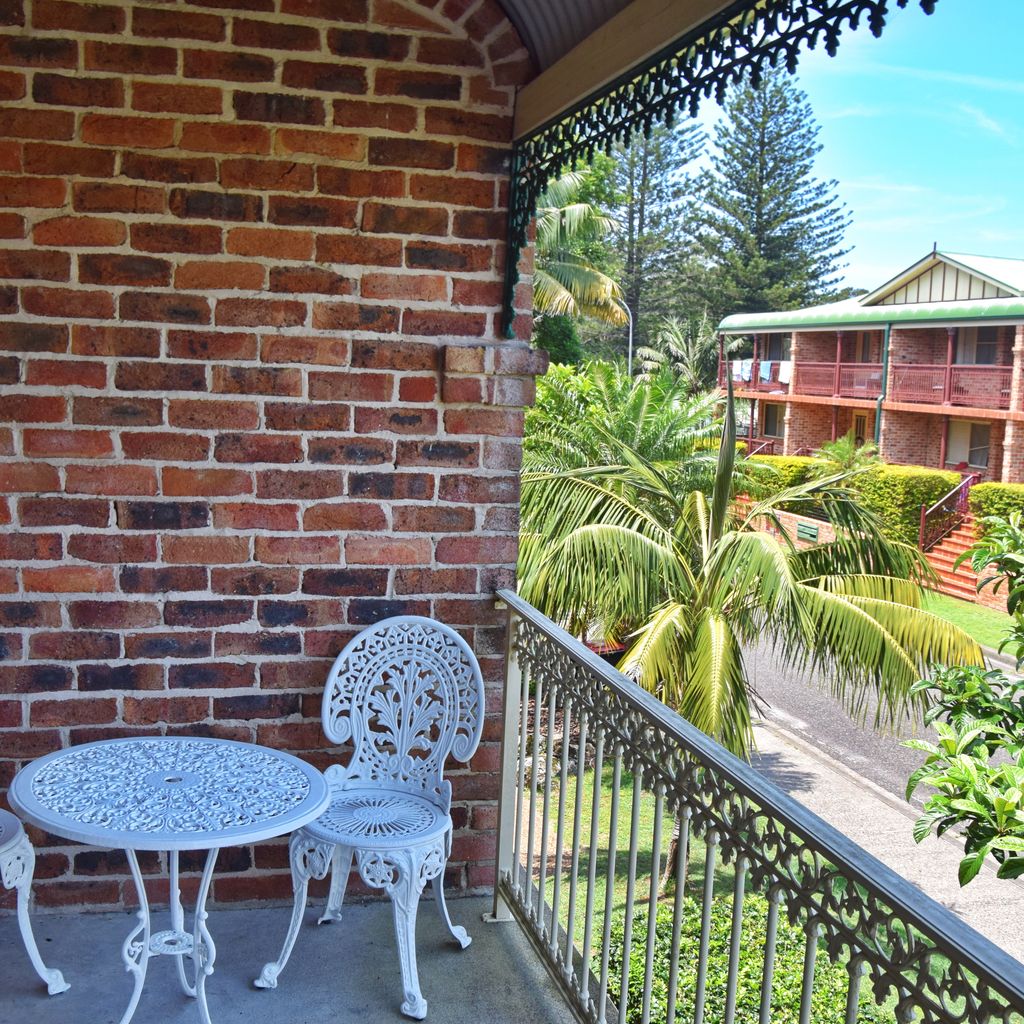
[635,313,730,394]
[811,430,878,478]
[607,894,893,1024]
[907,512,1024,884]
[968,483,1024,529]
[853,463,960,546]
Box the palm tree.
[533,170,627,325]
[519,368,980,758]
[636,313,731,394]
[811,429,879,478]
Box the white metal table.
[8,735,329,1024]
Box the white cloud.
[955,102,1016,145]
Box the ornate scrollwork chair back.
[256,616,486,1020]
[320,616,484,812]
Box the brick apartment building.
[719,250,1024,482]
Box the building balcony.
[718,359,789,393]
[794,361,885,399]
[4,592,1023,1024]
[889,364,1013,409]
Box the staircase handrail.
[919,472,981,550]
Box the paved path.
[751,719,1024,963]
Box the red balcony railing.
[794,361,834,395]
[838,363,884,398]
[718,359,787,392]
[891,364,1012,409]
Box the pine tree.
[700,69,850,317]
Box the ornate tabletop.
[9,736,330,851]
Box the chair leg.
[431,875,471,950]
[318,845,352,925]
[254,832,333,990]
[2,831,69,995]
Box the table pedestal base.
[120,848,220,1024]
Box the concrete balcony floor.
[0,896,576,1024]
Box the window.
[853,332,876,363]
[946,420,990,469]
[956,326,999,365]
[764,334,791,361]
[762,403,784,438]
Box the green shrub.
[747,454,817,489]
[854,464,960,545]
[969,483,1024,531]
[532,314,583,365]
[607,894,893,1024]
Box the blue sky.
[704,1,1024,292]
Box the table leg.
[120,850,152,1024]
[170,850,196,998]
[191,848,219,1024]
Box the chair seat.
[0,808,23,854]
[304,788,449,850]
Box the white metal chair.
[0,808,69,995]
[255,616,484,1019]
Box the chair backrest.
[321,616,484,810]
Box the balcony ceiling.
[495,0,634,71]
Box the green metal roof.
[718,295,1024,334]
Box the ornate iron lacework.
[501,0,939,336]
[507,613,1024,1024]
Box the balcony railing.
[890,364,1012,409]
[792,362,884,399]
[492,589,1024,1024]
[719,359,788,393]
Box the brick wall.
[0,0,540,911]
[878,409,942,468]
[783,403,832,454]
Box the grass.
[923,591,1012,650]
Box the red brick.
[453,209,506,240]
[0,36,77,68]
[308,370,392,402]
[316,234,402,267]
[82,114,176,149]
[345,536,430,565]
[116,501,208,531]
[214,432,302,463]
[131,222,222,254]
[168,399,259,430]
[302,501,386,531]
[167,329,257,361]
[0,212,24,237]
[261,334,348,366]
[362,272,447,302]
[456,143,509,175]
[72,181,164,214]
[267,195,357,228]
[72,324,159,357]
[394,567,476,595]
[85,41,177,76]
[69,600,161,629]
[254,535,341,565]
[227,226,313,260]
[348,471,434,499]
[331,98,417,133]
[121,431,209,461]
[452,278,502,307]
[398,376,437,402]
[220,157,314,191]
[175,260,266,292]
[183,48,275,83]
[33,0,125,32]
[0,462,60,492]
[32,697,117,727]
[133,8,225,42]
[163,535,250,565]
[121,152,217,184]
[23,428,113,458]
[0,139,16,172]
[124,696,210,726]
[317,166,404,199]
[24,142,115,176]
[394,439,479,468]
[168,662,256,689]
[115,360,207,392]
[120,565,207,593]
[34,216,125,247]
[0,175,65,207]
[163,468,253,497]
[0,321,66,352]
[215,630,300,657]
[280,0,366,18]
[0,357,16,384]
[281,60,366,95]
[264,402,350,432]
[164,599,252,627]
[255,469,343,500]
[0,393,65,423]
[78,662,164,691]
[67,533,157,563]
[0,69,24,101]
[23,565,116,592]
[350,339,437,371]
[0,108,74,140]
[0,663,72,693]
[180,122,271,155]
[0,248,70,280]
[80,254,170,288]
[406,241,492,272]
[0,530,61,559]
[234,91,324,126]
[211,365,302,396]
[73,396,163,426]
[416,36,483,67]
[438,473,518,503]
[132,81,223,115]
[215,297,306,327]
[426,107,511,143]
[169,188,263,221]
[124,631,212,659]
[301,567,387,597]
[369,138,454,172]
[212,503,299,532]
[405,310,488,337]
[410,174,494,209]
[117,290,209,325]
[66,464,158,496]
[312,301,398,333]
[23,286,114,319]
[435,534,518,566]
[376,68,461,101]
[20,496,108,527]
[33,71,123,108]
[269,265,352,296]
[25,358,106,388]
[392,505,475,532]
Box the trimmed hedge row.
[855,464,960,546]
[748,455,960,545]
[969,482,1024,526]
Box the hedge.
[747,454,817,489]
[853,464,960,545]
[607,894,893,1024]
[969,483,1024,528]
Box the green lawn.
[923,591,1012,650]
